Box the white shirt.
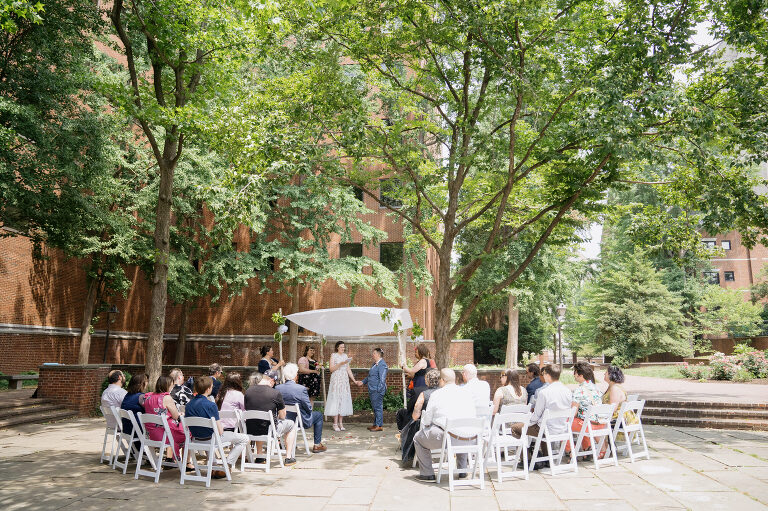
[101,384,127,428]
[464,377,491,408]
[530,380,573,435]
[421,383,476,431]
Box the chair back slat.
[500,403,531,415]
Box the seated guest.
[492,369,528,414]
[400,368,440,462]
[570,361,605,454]
[413,368,476,481]
[101,370,127,429]
[142,375,190,466]
[249,372,262,387]
[462,363,491,407]
[208,363,224,399]
[244,369,297,466]
[603,365,628,424]
[216,372,246,431]
[278,363,327,453]
[185,375,250,479]
[525,363,543,405]
[169,368,193,408]
[511,365,572,462]
[120,373,148,435]
[257,346,285,377]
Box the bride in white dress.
[325,341,359,431]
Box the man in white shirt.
[462,364,491,408]
[413,368,476,481]
[100,370,127,428]
[512,364,572,444]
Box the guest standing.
[401,343,434,399]
[325,341,360,431]
[492,369,528,414]
[297,346,322,402]
[357,348,388,431]
[101,370,126,429]
[257,346,285,377]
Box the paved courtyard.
[1,419,768,510]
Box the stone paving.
[1,419,768,510]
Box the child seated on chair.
[185,375,250,478]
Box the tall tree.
[106,0,261,384]
[300,0,759,366]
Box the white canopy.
[285,307,413,337]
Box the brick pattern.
[704,230,768,291]
[38,365,111,416]
[0,334,474,373]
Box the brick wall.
[38,364,111,416]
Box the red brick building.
[702,231,768,292]
[0,190,476,373]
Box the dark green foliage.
[471,314,549,365]
[352,388,403,412]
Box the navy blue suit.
[278,380,324,444]
[526,376,543,404]
[363,359,388,427]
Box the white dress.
[325,353,353,417]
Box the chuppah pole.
[320,335,328,404]
[397,330,406,408]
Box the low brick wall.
[38,364,111,416]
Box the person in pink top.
[215,372,246,430]
[142,375,188,465]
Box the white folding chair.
[112,407,137,473]
[239,410,284,473]
[500,403,532,415]
[572,403,618,470]
[437,417,486,491]
[286,404,311,456]
[612,400,650,462]
[488,411,532,482]
[529,407,578,476]
[179,416,232,487]
[219,410,241,433]
[412,419,443,470]
[99,405,119,465]
[135,412,183,482]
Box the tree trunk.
[174,301,189,365]
[146,161,175,389]
[289,283,300,363]
[505,294,519,368]
[77,278,100,365]
[434,282,453,368]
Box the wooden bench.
[0,374,39,390]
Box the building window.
[380,242,404,271]
[724,271,735,282]
[255,256,276,274]
[340,243,363,258]
[703,271,720,285]
[703,239,716,249]
[722,240,731,250]
[379,179,403,209]
[353,187,364,202]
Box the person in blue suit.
[357,347,388,431]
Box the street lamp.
[556,303,566,371]
[102,305,119,363]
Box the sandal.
[333,424,341,431]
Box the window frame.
[379,178,403,209]
[703,270,720,285]
[724,271,735,282]
[339,242,363,259]
[379,242,404,271]
[721,240,731,250]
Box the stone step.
[0,402,69,420]
[644,414,768,431]
[0,409,77,430]
[644,406,768,421]
[645,399,768,411]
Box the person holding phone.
[325,341,359,431]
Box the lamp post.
[102,305,119,363]
[556,302,566,371]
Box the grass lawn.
[620,365,684,379]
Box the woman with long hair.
[570,361,605,455]
[298,345,322,403]
[142,375,191,467]
[216,372,245,431]
[401,343,434,397]
[492,369,527,414]
[325,341,360,431]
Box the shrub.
[708,353,739,380]
[738,350,768,379]
[733,367,754,382]
[352,388,403,412]
[677,362,709,379]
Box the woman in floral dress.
[324,341,360,431]
[570,361,606,453]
